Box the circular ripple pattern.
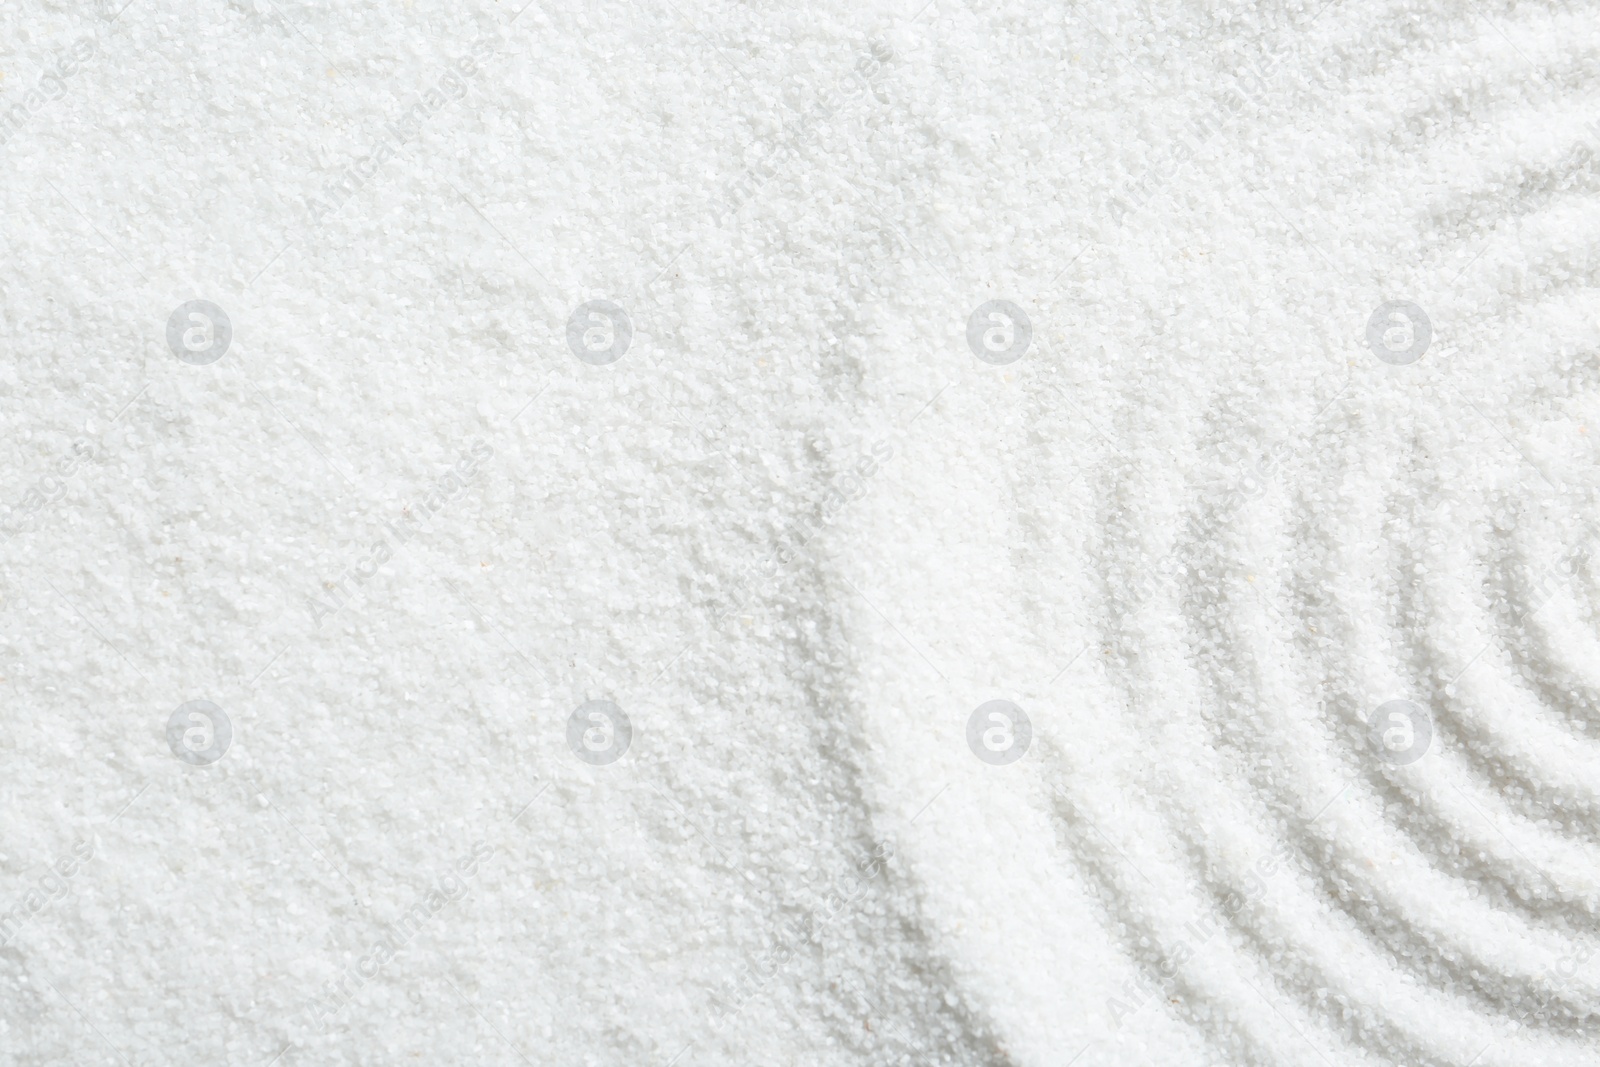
[848,4,1600,1065]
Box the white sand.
[2,0,1598,1064]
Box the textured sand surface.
[2,1,1598,1065]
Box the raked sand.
[2,0,1598,1064]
